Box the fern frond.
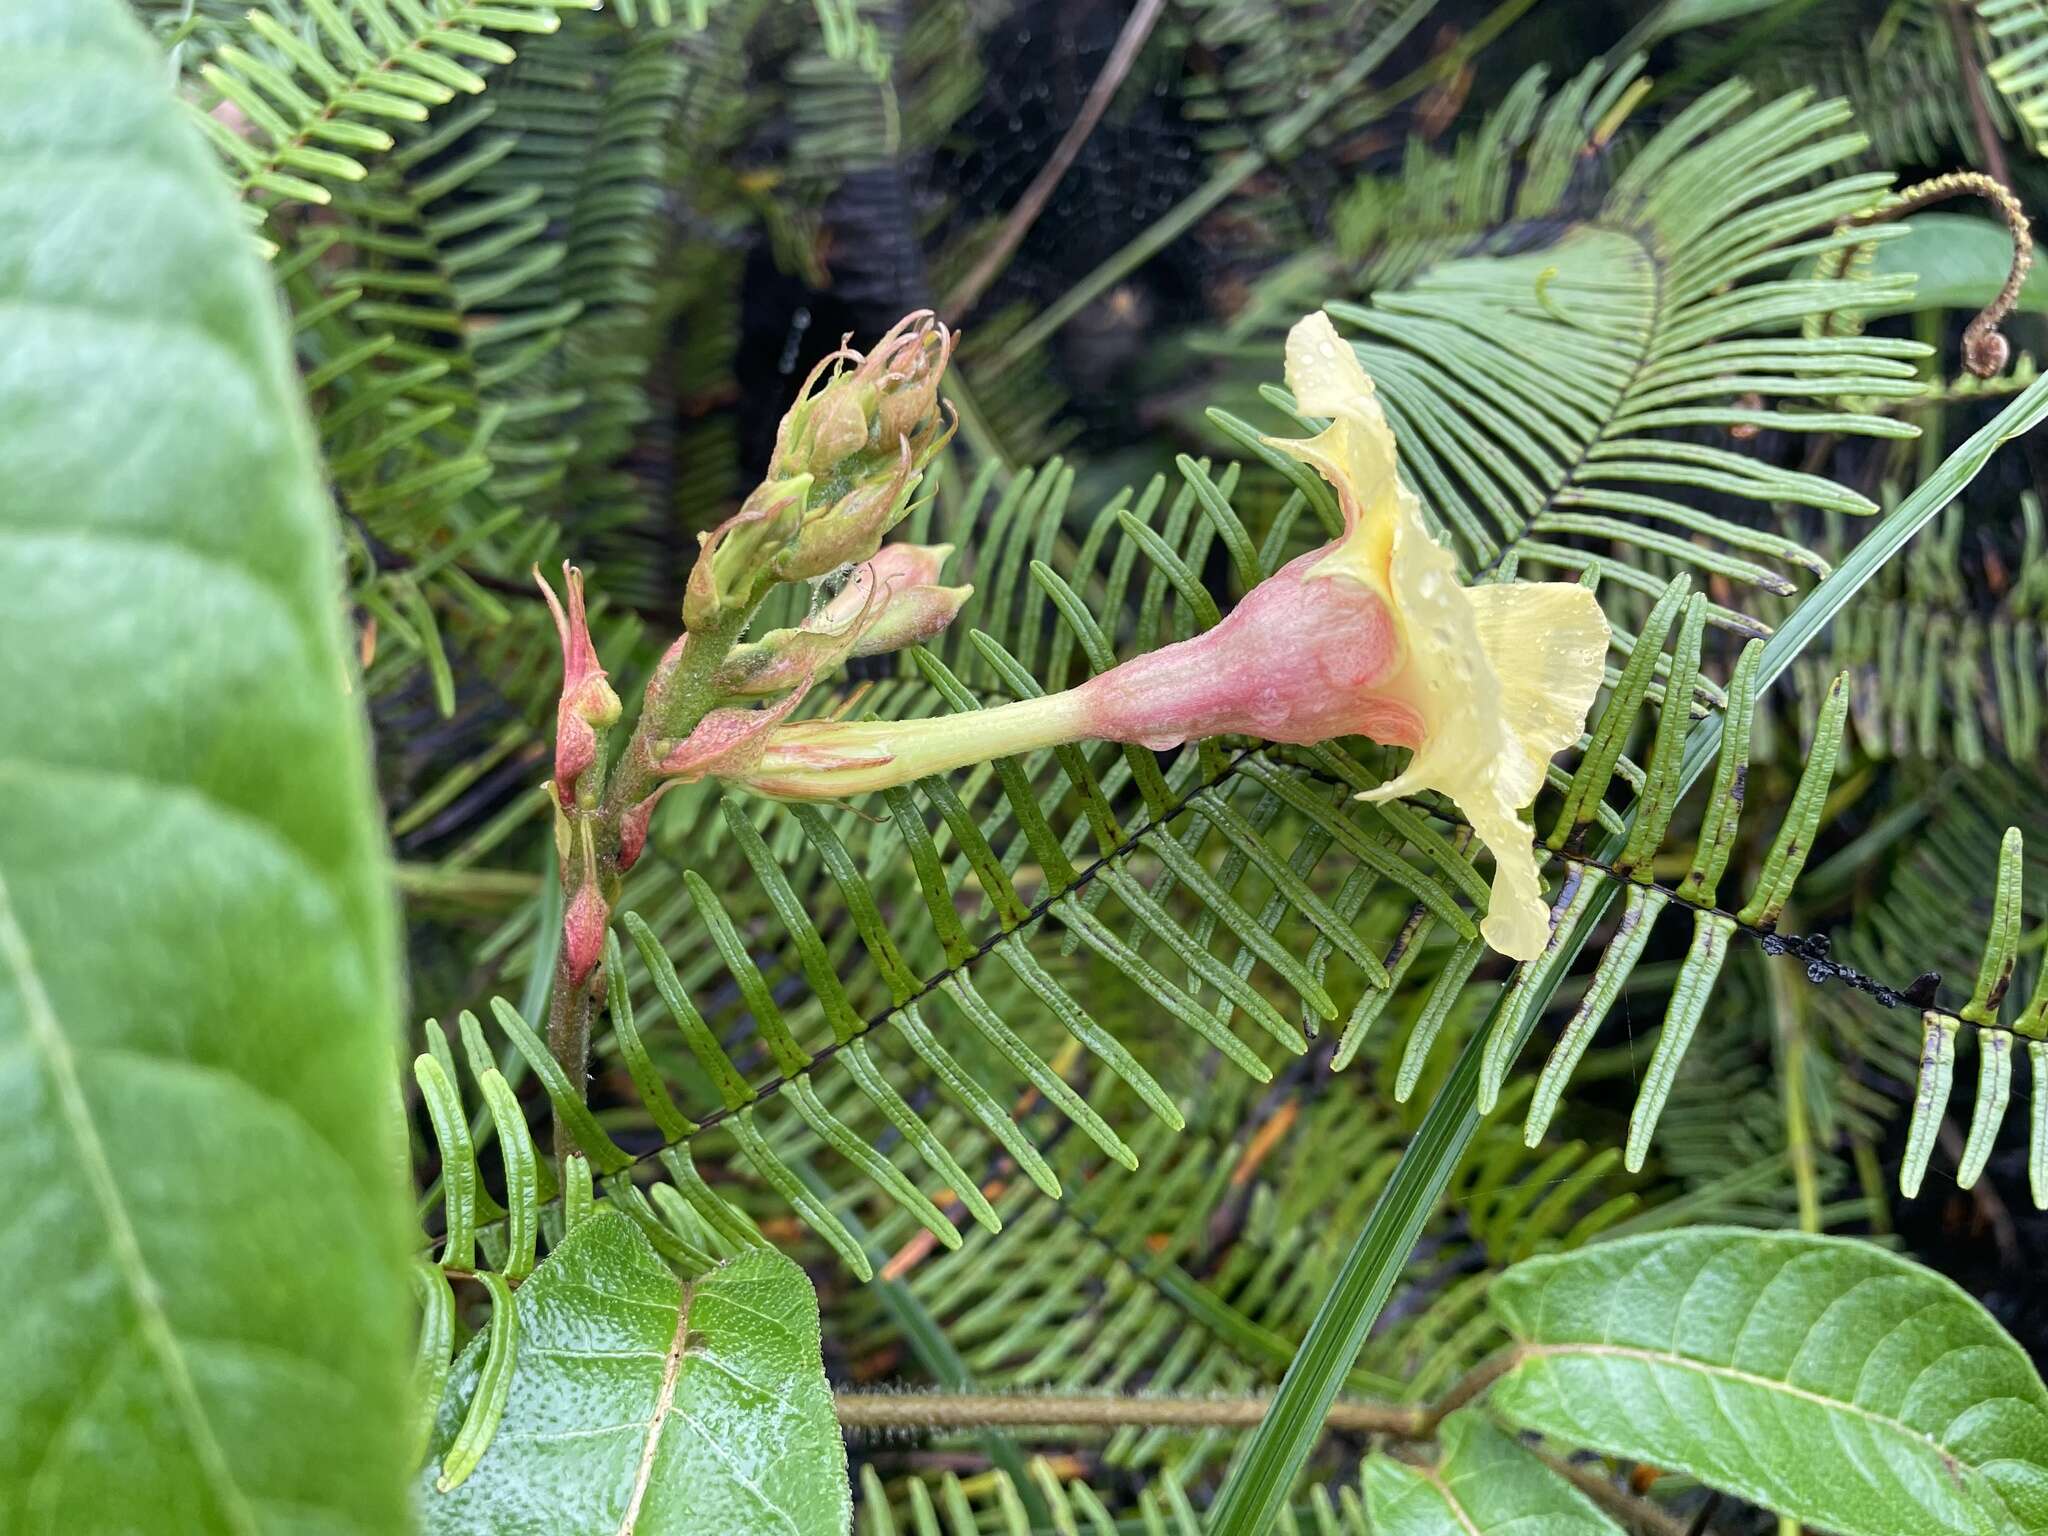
[854,1457,1286,1536]
[189,0,592,213]
[1979,0,2048,156]
[1171,0,1437,165]
[1787,495,2047,766]
[1293,64,1926,606]
[1816,761,2048,1199]
[1383,555,2048,1210]
[1701,2,2018,170]
[1329,65,1568,291]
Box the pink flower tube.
[731,313,1610,960]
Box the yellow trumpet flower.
[723,312,1610,959]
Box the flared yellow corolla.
[1266,311,1610,959]
[716,311,1609,960]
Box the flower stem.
[540,601,760,1161]
[748,689,1091,798]
[545,954,597,1163]
[601,604,758,830]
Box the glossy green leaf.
[0,2,413,1531]
[419,1209,850,1534]
[1490,1229,2048,1536]
[1363,1412,1622,1536]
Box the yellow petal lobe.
[1272,311,1611,961]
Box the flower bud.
[827,542,972,657]
[750,314,959,586]
[617,784,672,874]
[683,478,808,633]
[716,543,973,698]
[562,881,609,990]
[772,313,957,485]
[791,369,875,476]
[650,683,812,786]
[536,562,620,805]
[770,430,956,584]
[870,312,956,452]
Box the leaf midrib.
[1519,1340,1957,1457]
[1414,1462,1485,1536]
[616,1273,695,1536]
[0,866,260,1536]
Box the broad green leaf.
[0,1,414,1532]
[419,1209,851,1534]
[1363,1412,1622,1536]
[1489,1228,2048,1536]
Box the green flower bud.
[772,311,957,494]
[682,476,808,633]
[690,313,958,629]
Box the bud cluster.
[684,312,957,632]
[530,314,967,1053]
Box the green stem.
[833,1390,1428,1436]
[748,690,1089,797]
[833,1350,1515,1437]
[600,604,758,830]
[1768,915,1823,1235]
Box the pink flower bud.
[849,582,974,658]
[715,543,973,700]
[562,881,609,990]
[536,562,621,805]
[807,541,972,661]
[617,782,678,874]
[651,682,812,786]
[817,542,956,629]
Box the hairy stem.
[834,1352,1520,1439]
[600,604,758,829]
[540,601,760,1157]
[833,1391,1427,1436]
[545,961,597,1163]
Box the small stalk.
[541,601,759,1162]
[1767,920,1822,1235]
